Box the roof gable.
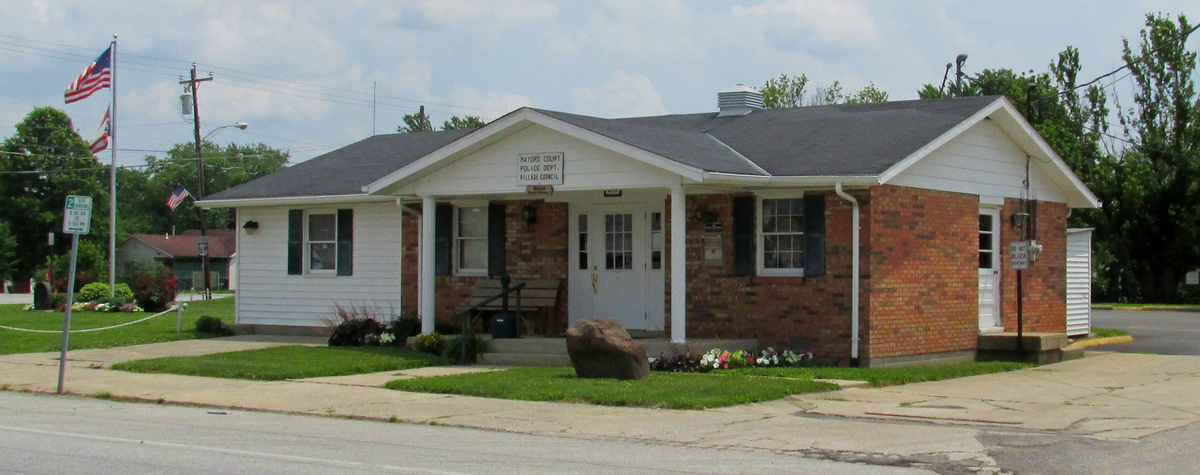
[126,229,237,258]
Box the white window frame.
[453,203,488,276]
[756,192,805,277]
[306,210,338,275]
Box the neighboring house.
[199,88,1098,367]
[116,229,237,290]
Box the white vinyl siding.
[1066,229,1093,337]
[889,120,1070,204]
[235,202,403,327]
[404,124,682,196]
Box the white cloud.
[732,0,878,51]
[570,71,667,118]
[446,86,532,121]
[547,0,702,58]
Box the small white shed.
[1066,228,1093,336]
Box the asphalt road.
[1092,309,1200,355]
[0,392,932,475]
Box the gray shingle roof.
[541,96,999,176]
[203,129,473,201]
[205,96,999,201]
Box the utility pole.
[181,65,213,300]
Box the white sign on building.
[517,152,564,186]
[1010,241,1030,270]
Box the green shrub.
[113,283,134,301]
[79,283,110,302]
[414,332,444,355]
[328,318,383,346]
[444,333,486,363]
[195,316,233,336]
[128,264,177,312]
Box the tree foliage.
[0,107,110,281]
[760,74,888,109]
[442,115,486,130]
[399,106,487,133]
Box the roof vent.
[717,84,764,117]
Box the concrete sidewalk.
[2,341,1197,474]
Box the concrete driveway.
[1093,308,1200,355]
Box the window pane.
[979,214,992,232]
[458,207,487,238]
[310,243,336,270]
[308,214,336,241]
[459,239,487,270]
[980,251,993,269]
[651,212,661,232]
[579,252,588,270]
[979,233,993,252]
[578,214,587,233]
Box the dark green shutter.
[287,209,303,275]
[731,196,755,276]
[435,203,453,276]
[336,209,353,276]
[804,194,826,277]
[487,203,506,277]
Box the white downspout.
[834,183,860,363]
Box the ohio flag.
[65,46,112,104]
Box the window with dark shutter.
[336,209,353,276]
[434,203,453,276]
[487,203,506,277]
[732,196,755,276]
[803,194,826,277]
[287,209,303,275]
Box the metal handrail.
[456,277,525,364]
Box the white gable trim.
[363,108,706,195]
[878,97,1100,209]
[198,194,395,209]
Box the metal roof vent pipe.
[717,84,764,117]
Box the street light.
[202,122,249,142]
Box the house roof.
[200,95,1098,208]
[534,96,998,177]
[203,129,473,201]
[125,229,237,258]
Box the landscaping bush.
[195,315,233,336]
[128,265,176,312]
[443,333,486,363]
[328,318,384,346]
[414,332,444,355]
[78,283,110,302]
[385,312,421,342]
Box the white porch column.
[420,196,437,334]
[670,184,687,343]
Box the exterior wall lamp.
[1011,211,1030,229]
[242,220,260,235]
[522,204,537,227]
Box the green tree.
[1108,13,1200,301]
[397,106,434,133]
[443,115,486,130]
[120,142,290,235]
[0,107,111,283]
[760,74,888,109]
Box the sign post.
[1010,240,1030,363]
[58,195,92,394]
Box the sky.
[1,0,1198,168]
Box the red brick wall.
[668,191,862,359]
[864,185,978,359]
[400,200,570,330]
[999,199,1067,333]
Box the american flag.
[88,107,110,155]
[167,186,190,211]
[64,46,112,104]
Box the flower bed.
[651,347,812,373]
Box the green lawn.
[731,361,1029,387]
[1091,327,1130,338]
[111,345,446,380]
[384,366,839,409]
[0,297,236,355]
[1097,303,1200,311]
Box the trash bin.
[491,312,517,339]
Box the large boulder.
[565,319,650,380]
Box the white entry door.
[569,203,653,330]
[978,208,1002,330]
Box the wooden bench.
[467,278,560,335]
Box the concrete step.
[486,338,568,355]
[477,353,573,367]
[977,332,1069,351]
[1061,345,1086,361]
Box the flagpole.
[108,34,117,297]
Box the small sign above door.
[526,185,554,196]
[517,152,564,186]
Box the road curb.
[1070,335,1134,348]
[1092,305,1200,312]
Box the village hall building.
[200,88,1099,367]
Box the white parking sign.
[63,195,93,235]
